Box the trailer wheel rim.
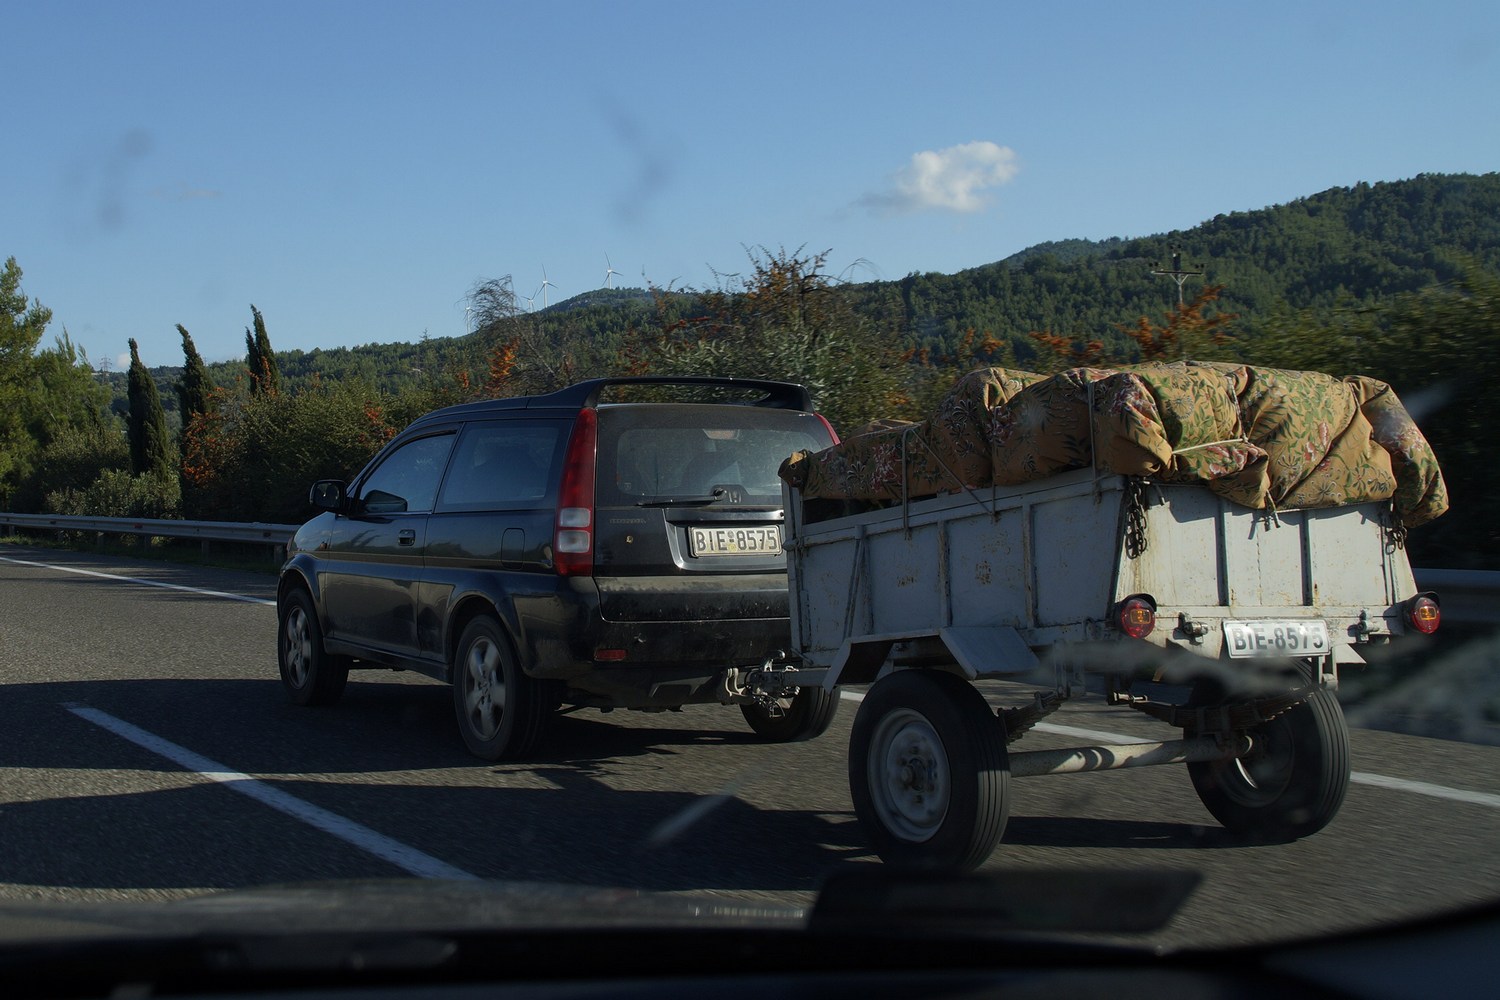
[1228,715,1295,804]
[867,708,950,843]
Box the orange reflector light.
[1407,595,1441,635]
[1116,597,1156,640]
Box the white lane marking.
[64,703,479,881]
[1345,772,1500,810]
[838,689,1500,810]
[1032,721,1141,744]
[0,554,274,606]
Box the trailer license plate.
[1223,620,1331,658]
[689,525,782,557]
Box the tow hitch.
[718,652,826,707]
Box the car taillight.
[1406,593,1441,635]
[814,413,840,445]
[1115,596,1156,639]
[554,409,598,577]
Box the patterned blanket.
[780,362,1448,527]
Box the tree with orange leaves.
[482,336,521,395]
[623,246,915,433]
[1027,330,1109,370]
[1120,284,1238,361]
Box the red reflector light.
[1116,597,1156,639]
[1407,594,1441,635]
[594,648,627,662]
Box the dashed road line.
[65,703,479,881]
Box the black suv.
[277,376,840,759]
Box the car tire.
[452,615,548,761]
[740,686,841,742]
[278,587,350,707]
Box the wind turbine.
[603,253,621,290]
[538,265,557,308]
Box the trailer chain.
[1124,477,1150,559]
[1385,506,1408,552]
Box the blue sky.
[7,1,1498,368]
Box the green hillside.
[121,172,1498,400]
[857,173,1500,366]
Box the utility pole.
[1151,247,1204,307]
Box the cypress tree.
[175,324,215,445]
[126,338,172,478]
[247,304,280,395]
[244,327,260,387]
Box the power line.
[1151,246,1205,306]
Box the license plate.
[689,525,782,557]
[1222,619,1331,659]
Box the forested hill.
[134,171,1498,402]
[852,172,1500,365]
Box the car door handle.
[398,529,417,546]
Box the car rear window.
[597,404,833,506]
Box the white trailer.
[763,468,1441,870]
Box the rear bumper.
[530,617,793,707]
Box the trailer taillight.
[1406,593,1441,635]
[1115,596,1157,639]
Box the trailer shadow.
[1002,815,1241,850]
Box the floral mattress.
[779,361,1448,528]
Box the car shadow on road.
[0,675,814,776]
[0,676,875,896]
[0,773,871,896]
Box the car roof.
[406,376,815,429]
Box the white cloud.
[862,141,1020,215]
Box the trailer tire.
[849,670,1009,872]
[740,686,841,742]
[1186,683,1350,841]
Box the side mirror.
[361,489,408,514]
[309,480,347,512]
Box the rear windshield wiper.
[636,488,728,508]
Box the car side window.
[436,422,561,511]
[358,433,454,514]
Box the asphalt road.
[1,544,1497,949]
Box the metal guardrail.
[0,512,299,559]
[0,513,1496,622]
